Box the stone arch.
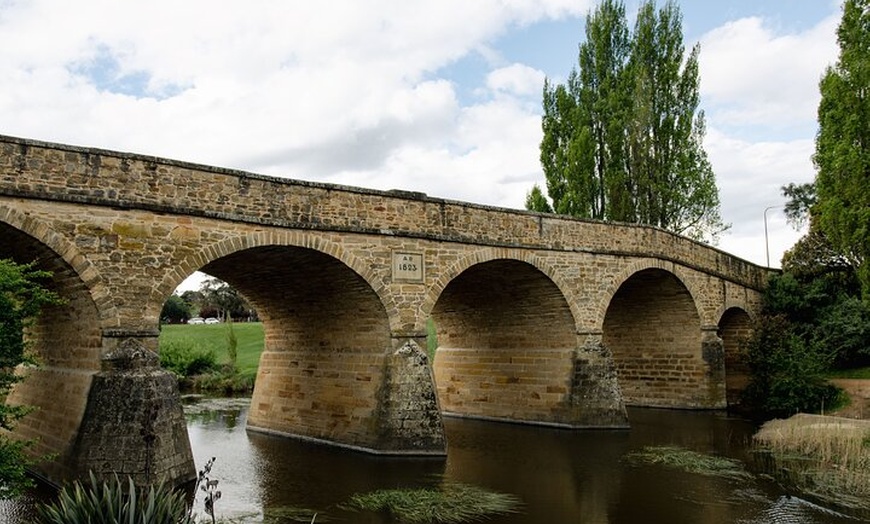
[717,306,754,406]
[0,208,105,481]
[0,206,115,325]
[162,232,404,451]
[151,230,397,330]
[597,259,703,330]
[421,247,581,333]
[428,251,579,425]
[602,265,713,408]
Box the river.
[2,396,863,523]
[183,397,860,523]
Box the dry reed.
[753,413,870,516]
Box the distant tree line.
[161,277,258,324]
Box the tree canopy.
[199,278,257,319]
[529,0,726,243]
[813,0,870,299]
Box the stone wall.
[0,135,766,291]
[0,135,772,485]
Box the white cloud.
[706,127,815,266]
[0,0,576,183]
[485,63,546,98]
[699,13,838,130]
[696,7,840,266]
[0,0,841,270]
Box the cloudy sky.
[0,0,842,270]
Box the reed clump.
[345,482,521,523]
[753,413,870,516]
[623,446,751,480]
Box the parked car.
[187,317,205,324]
[204,317,220,324]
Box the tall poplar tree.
[529,0,727,242]
[537,0,630,220]
[813,0,870,299]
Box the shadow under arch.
[597,260,704,329]
[718,306,754,407]
[602,267,719,408]
[430,257,581,425]
[421,249,582,335]
[151,232,399,332]
[0,217,103,484]
[194,243,444,454]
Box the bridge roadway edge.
[0,134,768,291]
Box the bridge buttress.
[70,332,196,487]
[373,335,446,454]
[701,325,727,409]
[560,331,629,428]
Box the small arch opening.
[718,307,753,407]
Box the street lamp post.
[764,205,783,267]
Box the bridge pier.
[561,333,630,428]
[701,326,727,409]
[247,335,446,455]
[69,336,196,487]
[374,337,446,454]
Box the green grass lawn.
[159,322,264,380]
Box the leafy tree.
[533,0,727,242]
[160,294,192,324]
[525,184,552,213]
[781,182,816,229]
[763,266,869,370]
[539,0,631,221]
[198,278,256,321]
[781,217,853,280]
[813,0,870,299]
[0,259,63,497]
[741,314,841,418]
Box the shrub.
[193,371,254,395]
[160,339,218,377]
[39,472,191,524]
[741,314,843,418]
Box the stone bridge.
[0,135,767,488]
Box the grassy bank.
[159,322,264,383]
[753,413,870,517]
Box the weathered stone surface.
[374,340,446,453]
[70,338,195,487]
[562,339,629,428]
[0,135,771,486]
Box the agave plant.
[39,471,191,524]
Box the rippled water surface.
[3,397,864,523]
[183,398,862,524]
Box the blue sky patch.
[69,44,185,100]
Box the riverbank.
[829,379,870,419]
[753,413,870,519]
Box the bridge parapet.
[0,135,767,291]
